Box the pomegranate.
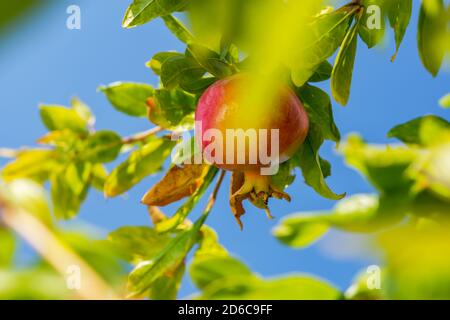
[195,74,309,227]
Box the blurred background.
[0,0,449,298]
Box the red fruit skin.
[195,75,309,172]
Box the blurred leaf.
[127,217,204,297]
[100,82,154,117]
[61,231,125,286]
[308,60,332,82]
[71,97,95,128]
[147,88,197,130]
[91,164,108,192]
[379,226,450,299]
[199,274,340,300]
[296,84,340,142]
[195,225,228,258]
[358,0,385,48]
[190,255,253,290]
[2,150,58,183]
[108,226,173,265]
[417,0,446,76]
[0,179,53,226]
[272,213,329,248]
[331,19,359,106]
[295,123,344,200]
[104,137,176,197]
[123,0,189,28]
[154,166,218,233]
[51,162,92,219]
[0,228,15,267]
[161,15,194,44]
[291,7,355,86]
[345,267,385,300]
[387,0,412,61]
[388,115,450,146]
[142,164,210,206]
[82,130,123,163]
[187,44,234,78]
[439,93,450,109]
[40,105,88,134]
[146,51,183,76]
[160,55,205,89]
[410,142,450,201]
[273,194,405,248]
[340,134,417,194]
[0,268,69,300]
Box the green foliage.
[358,0,385,48]
[417,0,447,76]
[100,82,154,117]
[1,0,449,301]
[104,136,176,197]
[123,0,189,29]
[295,123,344,200]
[387,0,413,61]
[40,105,88,134]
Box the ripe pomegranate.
[195,74,309,228]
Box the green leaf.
[100,82,154,117]
[146,51,183,76]
[82,130,123,163]
[358,0,385,48]
[104,137,176,197]
[291,7,355,86]
[331,19,359,106]
[296,84,340,142]
[308,60,333,82]
[387,0,412,61]
[417,0,446,76]
[71,97,95,127]
[90,164,108,192]
[1,150,58,184]
[108,226,173,264]
[50,162,92,219]
[439,93,450,109]
[148,88,197,130]
[40,105,88,134]
[123,0,189,28]
[148,263,185,300]
[295,123,344,200]
[161,15,194,44]
[180,77,216,94]
[160,55,205,89]
[388,115,450,146]
[127,220,202,297]
[190,256,253,290]
[187,44,234,78]
[0,228,15,267]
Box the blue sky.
[1,1,448,298]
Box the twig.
[204,170,227,214]
[0,148,19,158]
[0,205,120,300]
[122,126,163,144]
